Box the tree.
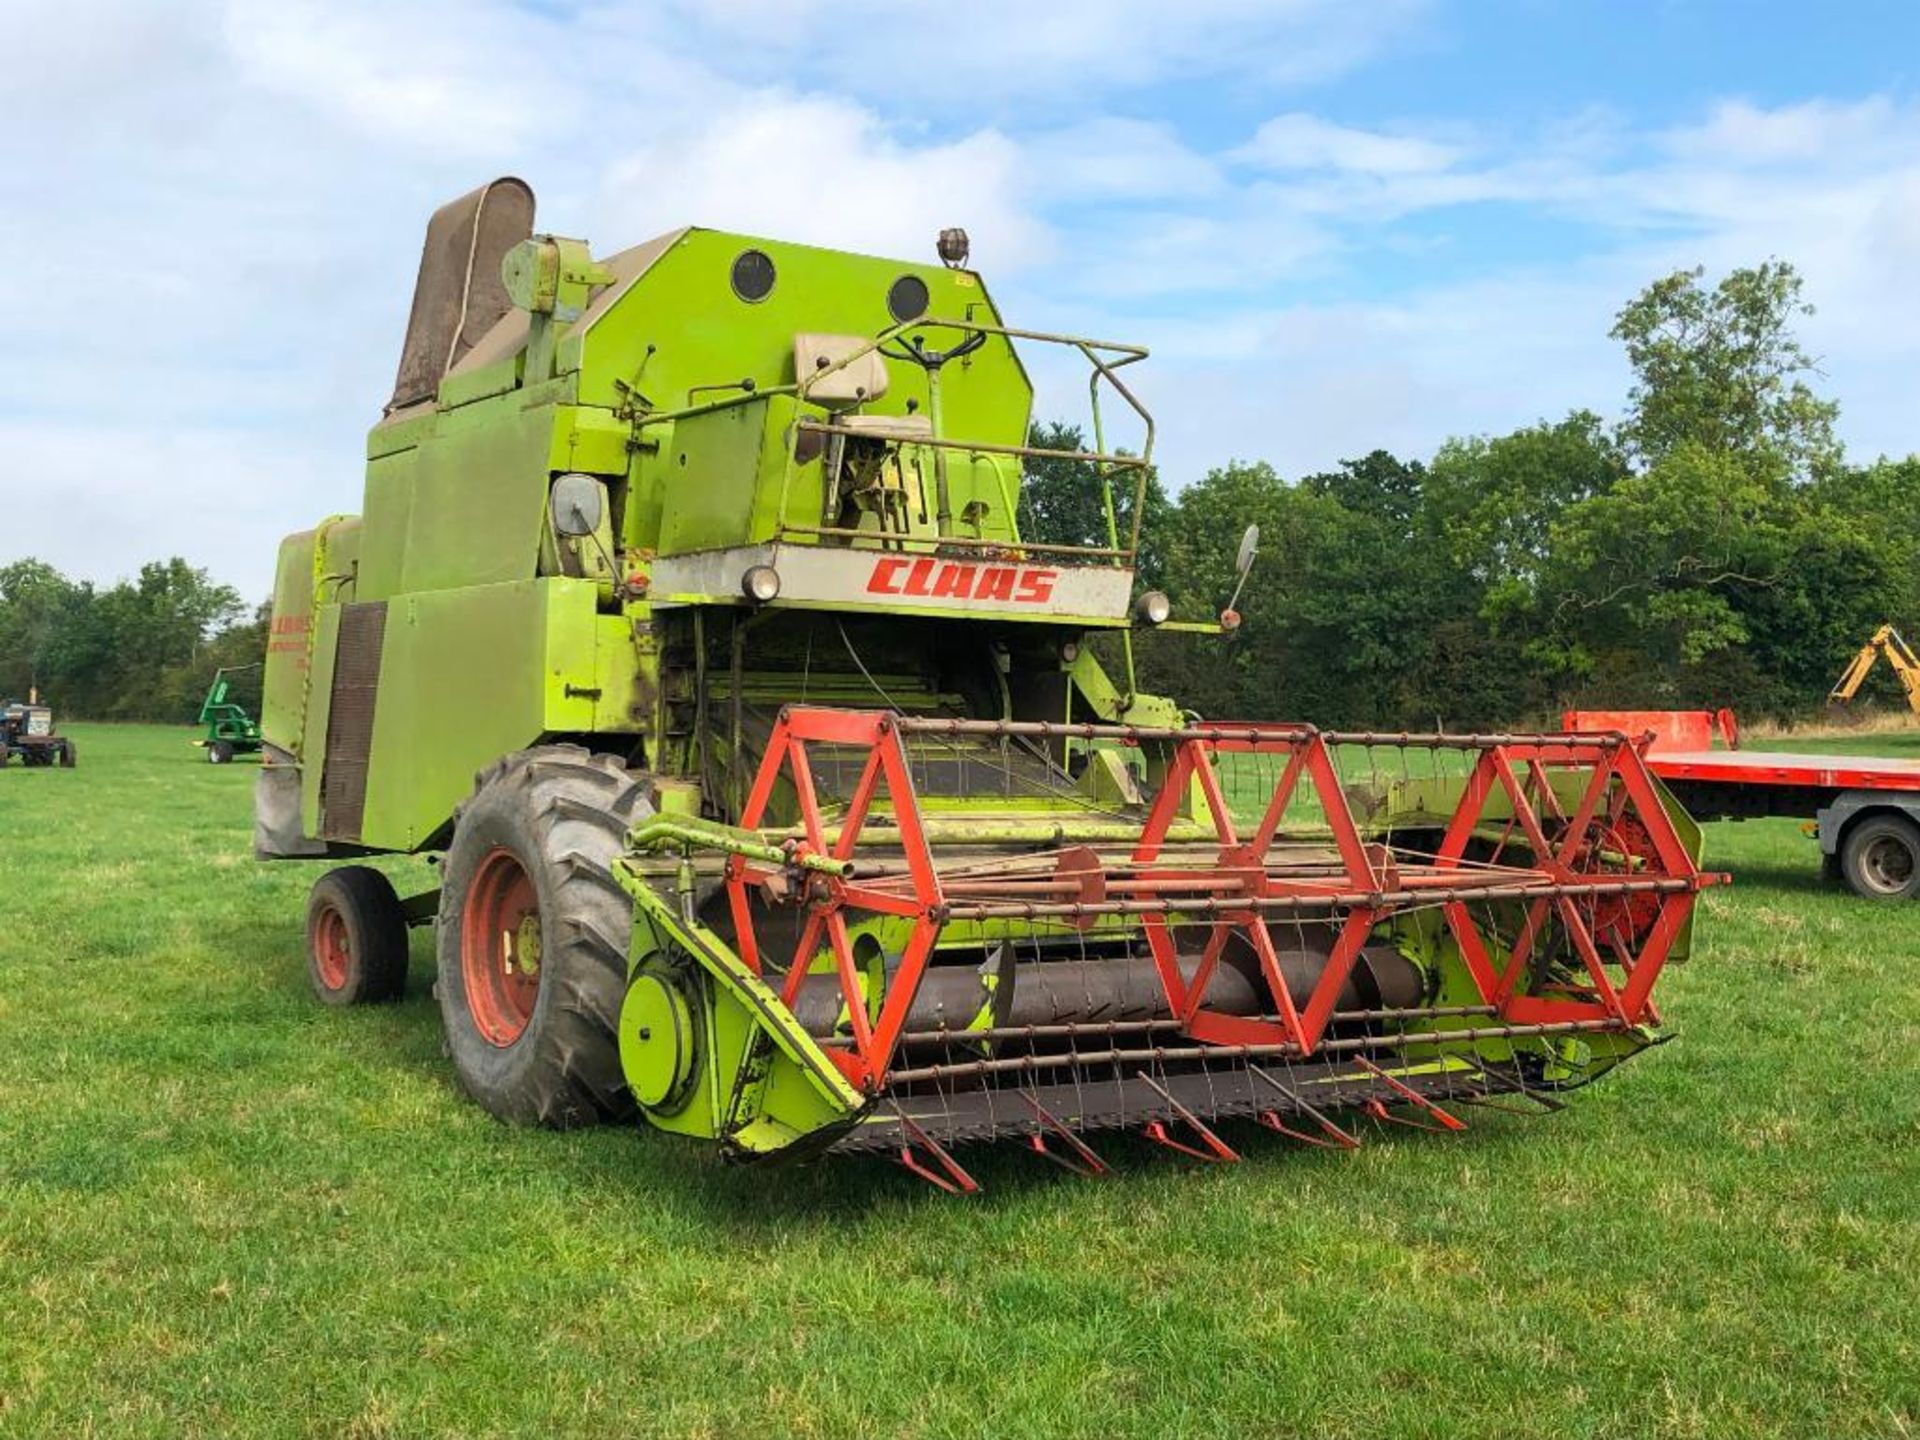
[1610,261,1840,482]
[0,559,80,698]
[1424,411,1625,609]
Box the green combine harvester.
[259,178,1718,1185]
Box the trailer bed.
[1563,709,1920,899]
[1646,749,1920,792]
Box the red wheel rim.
[312,905,351,991]
[461,848,542,1047]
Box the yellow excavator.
[1829,624,1920,716]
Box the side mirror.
[1235,524,1259,578]
[1222,522,1259,627]
[550,473,605,538]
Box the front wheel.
[306,866,410,1004]
[209,739,234,764]
[1839,814,1920,900]
[435,747,648,1128]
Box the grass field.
[2,724,1917,1438]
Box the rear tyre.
[435,746,648,1128]
[209,739,234,765]
[306,866,410,1004]
[1839,814,1920,901]
[59,740,75,768]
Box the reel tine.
[1352,1056,1468,1133]
[1136,1074,1240,1164]
[1246,1063,1361,1150]
[1458,1060,1568,1115]
[892,1110,981,1195]
[1019,1091,1109,1178]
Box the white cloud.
[220,0,559,157]
[1023,119,1224,203]
[596,94,1045,268]
[648,0,1428,106]
[1665,97,1910,168]
[1234,113,1461,175]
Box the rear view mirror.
[550,473,604,537]
[1235,524,1259,577]
[1222,523,1259,628]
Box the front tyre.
[306,865,410,1005]
[436,746,647,1128]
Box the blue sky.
[4,0,1918,598]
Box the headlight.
[741,565,781,604]
[1133,590,1171,626]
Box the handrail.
[773,315,1154,564]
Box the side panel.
[352,578,629,852]
[402,404,552,593]
[357,403,555,601]
[659,402,773,554]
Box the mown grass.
[1,724,1916,1438]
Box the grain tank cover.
[388,177,536,412]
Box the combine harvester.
[258,179,1719,1184]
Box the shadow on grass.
[535,1083,1544,1230]
[211,916,1549,1228]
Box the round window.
[886,274,931,323]
[730,249,776,303]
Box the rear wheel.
[435,747,648,1127]
[306,866,410,1004]
[1839,814,1920,900]
[57,740,74,768]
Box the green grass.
[2,724,1917,1438]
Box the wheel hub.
[312,906,351,991]
[461,848,543,1046]
[1862,834,1914,894]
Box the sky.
[4,0,1919,600]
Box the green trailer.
[196,665,264,764]
[256,178,1718,1183]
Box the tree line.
[3,260,1913,729]
[1038,260,1919,727]
[0,559,266,722]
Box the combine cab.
[258,179,1720,1182]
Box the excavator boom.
[1829,624,1920,714]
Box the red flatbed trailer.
[1564,709,1920,901]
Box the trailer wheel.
[209,739,234,765]
[1839,814,1920,900]
[306,866,410,1004]
[435,747,646,1128]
